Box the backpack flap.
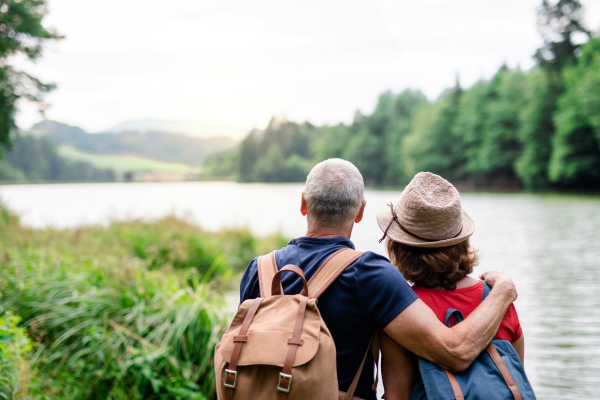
[219,295,321,368]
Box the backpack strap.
[257,251,283,297]
[307,248,363,298]
[443,280,523,400]
[340,330,381,400]
[481,280,523,399]
[258,247,371,400]
[444,370,464,400]
[303,248,372,400]
[482,281,492,301]
[487,343,523,400]
[224,297,264,400]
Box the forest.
[0,133,116,182]
[204,3,600,190]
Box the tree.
[476,67,527,184]
[342,90,425,186]
[515,69,560,189]
[453,80,490,185]
[237,130,260,182]
[534,0,591,76]
[548,38,600,188]
[0,0,61,152]
[310,123,350,162]
[1,132,116,181]
[402,83,464,181]
[346,92,396,185]
[383,89,427,184]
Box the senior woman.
[376,172,524,399]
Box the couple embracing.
[224,158,530,399]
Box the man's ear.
[354,200,367,223]
[300,193,308,216]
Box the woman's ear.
[354,200,367,223]
[300,193,308,216]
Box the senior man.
[240,158,517,400]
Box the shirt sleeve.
[354,251,419,328]
[508,304,523,342]
[239,257,260,305]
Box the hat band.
[378,203,463,244]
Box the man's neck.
[305,222,353,239]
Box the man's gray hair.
[303,158,364,227]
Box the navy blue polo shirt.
[239,236,418,400]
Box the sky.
[13,0,600,136]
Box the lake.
[1,181,599,399]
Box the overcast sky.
[13,0,600,135]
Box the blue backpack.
[410,282,536,400]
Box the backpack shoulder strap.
[257,251,282,297]
[481,280,492,301]
[305,247,369,400]
[307,248,363,299]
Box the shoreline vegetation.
[0,201,288,399]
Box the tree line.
[0,133,116,182]
[204,1,600,190]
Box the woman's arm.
[512,335,525,365]
[380,330,417,400]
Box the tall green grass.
[0,202,288,399]
[0,309,34,399]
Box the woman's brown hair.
[386,239,479,290]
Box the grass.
[57,145,200,175]
[0,201,288,399]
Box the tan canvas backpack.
[214,248,377,400]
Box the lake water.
[1,181,600,399]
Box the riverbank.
[0,202,287,399]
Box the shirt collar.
[288,236,356,249]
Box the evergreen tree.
[383,89,427,184]
[534,0,591,76]
[515,69,560,189]
[237,130,260,182]
[402,82,464,181]
[549,38,600,188]
[521,0,592,189]
[453,81,490,185]
[0,0,61,152]
[477,66,527,184]
[346,92,395,185]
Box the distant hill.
[104,119,248,140]
[0,132,116,183]
[29,120,238,166]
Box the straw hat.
[376,172,474,248]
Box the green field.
[57,145,200,174]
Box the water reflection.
[1,182,599,398]
[465,193,600,399]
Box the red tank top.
[412,281,522,342]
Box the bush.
[0,308,34,400]
[0,205,289,399]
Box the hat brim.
[376,201,475,248]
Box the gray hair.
[303,158,364,227]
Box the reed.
[0,202,287,399]
[0,309,34,400]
